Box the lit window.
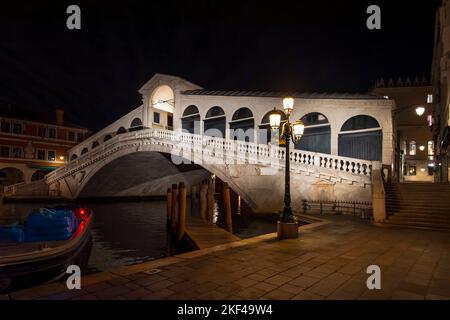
[401,141,406,154]
[47,150,56,161]
[409,141,416,155]
[12,147,22,158]
[427,94,433,103]
[427,114,433,126]
[36,149,45,160]
[428,141,434,155]
[409,165,416,176]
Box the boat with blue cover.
[0,205,93,293]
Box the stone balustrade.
[46,128,378,185]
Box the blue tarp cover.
[0,223,25,243]
[24,208,79,242]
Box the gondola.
[0,205,94,294]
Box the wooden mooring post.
[199,182,208,220]
[178,182,187,241]
[190,185,196,217]
[222,183,233,233]
[207,177,215,222]
[170,184,178,233]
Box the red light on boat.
[80,209,86,215]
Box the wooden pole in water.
[178,182,187,241]
[223,183,233,233]
[190,185,196,217]
[166,188,172,228]
[207,177,215,222]
[170,184,178,233]
[199,182,208,220]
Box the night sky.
[0,0,443,131]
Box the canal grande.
[0,199,279,275]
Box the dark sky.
[0,0,442,131]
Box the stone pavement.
[4,215,450,300]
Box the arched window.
[259,110,286,144]
[81,148,88,155]
[117,127,127,134]
[182,105,200,117]
[230,107,254,142]
[104,134,112,142]
[338,115,382,161]
[129,118,143,131]
[204,106,226,138]
[409,141,416,156]
[70,154,78,161]
[296,112,331,154]
[92,141,100,149]
[181,105,200,134]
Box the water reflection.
[0,201,169,273]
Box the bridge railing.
[47,128,378,183]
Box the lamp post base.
[277,221,299,240]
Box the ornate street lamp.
[269,97,305,239]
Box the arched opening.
[31,170,48,181]
[129,118,143,132]
[259,109,286,144]
[230,107,254,142]
[81,147,89,155]
[181,105,200,134]
[70,154,78,161]
[92,141,100,149]
[295,112,331,154]
[0,167,25,187]
[338,115,382,161]
[204,106,226,138]
[117,127,127,135]
[104,134,112,142]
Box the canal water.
[0,199,278,273]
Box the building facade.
[0,103,91,187]
[372,77,434,182]
[432,0,450,182]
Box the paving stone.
[264,274,292,286]
[291,291,324,300]
[262,289,295,300]
[308,273,351,297]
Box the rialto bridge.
[11,74,395,218]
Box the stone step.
[383,220,450,232]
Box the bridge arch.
[81,147,89,155]
[104,134,112,142]
[338,115,382,161]
[70,154,78,161]
[70,145,257,210]
[92,141,100,149]
[259,109,286,144]
[0,167,25,186]
[230,107,254,142]
[295,112,331,154]
[181,105,200,134]
[117,127,127,134]
[204,106,226,138]
[129,117,143,131]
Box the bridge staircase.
[384,182,450,231]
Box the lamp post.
[269,97,305,239]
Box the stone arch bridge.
[43,128,379,214]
